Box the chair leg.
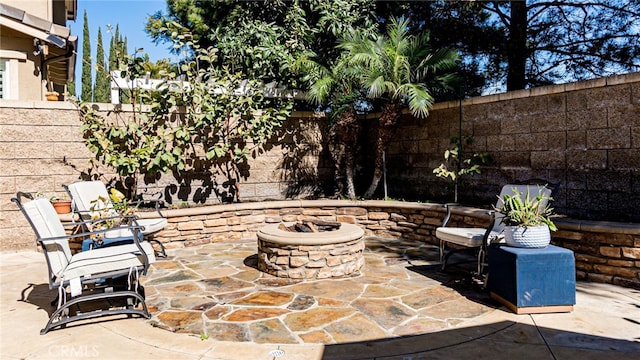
[439,240,446,270]
[41,290,150,335]
[149,239,167,258]
[476,248,489,288]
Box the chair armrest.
[440,203,460,227]
[39,222,146,243]
[128,199,165,218]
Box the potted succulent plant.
[495,188,557,248]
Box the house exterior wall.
[0,28,43,100]
[2,0,51,19]
[0,0,74,101]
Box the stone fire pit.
[257,222,365,279]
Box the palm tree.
[340,18,459,198]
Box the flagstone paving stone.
[231,291,294,306]
[224,307,291,321]
[142,237,499,344]
[249,319,298,344]
[324,313,389,343]
[283,307,356,332]
[351,298,417,329]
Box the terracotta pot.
[45,93,59,101]
[52,200,72,214]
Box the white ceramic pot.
[503,225,550,248]
[104,228,121,238]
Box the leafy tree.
[470,0,640,91]
[142,56,175,78]
[76,25,293,203]
[146,0,377,90]
[81,10,92,102]
[340,18,458,198]
[433,135,491,203]
[296,53,364,199]
[94,27,110,102]
[108,24,119,72]
[369,1,640,92]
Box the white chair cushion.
[137,218,168,234]
[68,181,112,216]
[436,227,503,247]
[60,242,156,281]
[25,198,72,276]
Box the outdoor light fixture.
[32,38,46,56]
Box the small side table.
[82,236,135,251]
[487,244,576,314]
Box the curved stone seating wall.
[98,199,640,289]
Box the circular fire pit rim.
[257,222,364,246]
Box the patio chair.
[436,180,555,280]
[12,192,156,334]
[64,181,167,257]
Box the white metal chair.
[12,192,156,334]
[64,181,167,256]
[436,181,555,279]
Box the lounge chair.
[12,192,155,334]
[64,181,167,257]
[436,181,555,280]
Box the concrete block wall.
[2,73,640,251]
[383,72,640,222]
[0,101,331,250]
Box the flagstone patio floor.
[2,236,639,359]
[143,237,493,344]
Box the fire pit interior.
[257,220,365,279]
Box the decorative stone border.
[61,199,639,289]
[257,222,365,279]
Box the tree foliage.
[338,17,458,198]
[146,0,376,90]
[81,10,92,102]
[475,0,640,91]
[93,27,110,102]
[76,24,293,202]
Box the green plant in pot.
[495,188,557,248]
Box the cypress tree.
[108,26,116,72]
[120,35,130,104]
[94,27,110,102]
[66,80,76,96]
[81,10,92,102]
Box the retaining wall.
[103,200,640,289]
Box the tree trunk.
[330,108,360,199]
[363,103,401,199]
[506,0,528,91]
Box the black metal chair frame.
[12,192,154,334]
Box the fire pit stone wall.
[257,222,365,279]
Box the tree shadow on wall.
[272,115,335,199]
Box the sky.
[69,0,173,94]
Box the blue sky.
[69,0,173,93]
